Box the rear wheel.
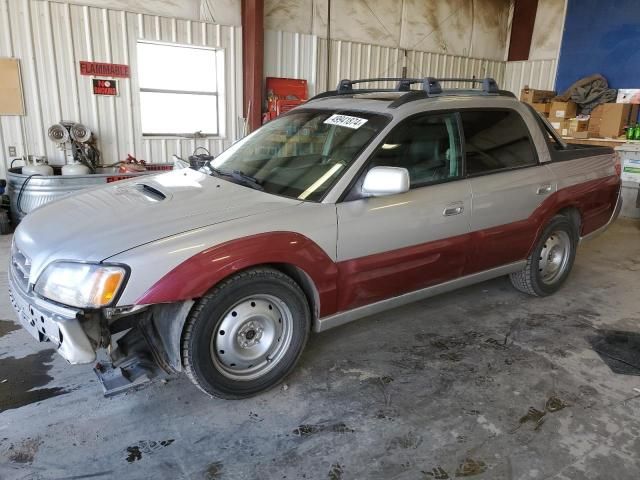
[510,215,578,296]
[182,268,310,398]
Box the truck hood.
[15,169,301,278]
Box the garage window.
[137,41,223,136]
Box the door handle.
[443,205,464,216]
[536,184,552,195]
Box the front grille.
[10,243,31,292]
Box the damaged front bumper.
[8,269,96,364]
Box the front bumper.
[8,270,96,364]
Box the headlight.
[34,262,127,308]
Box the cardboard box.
[588,114,602,136]
[571,131,589,139]
[590,104,605,118]
[616,89,640,104]
[599,103,640,138]
[520,88,556,104]
[550,119,570,137]
[549,101,577,119]
[531,103,551,115]
[568,118,589,132]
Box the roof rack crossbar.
[336,76,498,95]
[337,78,410,94]
[436,77,499,94]
[308,76,504,102]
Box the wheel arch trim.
[135,232,338,318]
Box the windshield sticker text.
[324,114,368,129]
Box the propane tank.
[22,156,53,176]
[62,162,91,175]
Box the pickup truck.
[9,77,622,399]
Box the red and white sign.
[80,61,129,78]
[92,79,118,96]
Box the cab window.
[460,109,538,175]
[367,113,463,189]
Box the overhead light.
[381,143,401,150]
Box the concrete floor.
[0,219,639,480]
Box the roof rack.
[309,76,512,103]
[335,77,445,95]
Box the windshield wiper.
[209,167,263,191]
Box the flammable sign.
[92,79,118,96]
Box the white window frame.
[137,40,226,138]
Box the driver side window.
[368,113,463,189]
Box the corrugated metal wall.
[0,0,242,176]
[503,59,558,96]
[264,30,318,95]
[0,1,557,180]
[404,51,505,90]
[266,30,507,97]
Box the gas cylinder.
[61,162,91,175]
[22,156,53,176]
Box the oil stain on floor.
[125,439,175,463]
[291,422,354,437]
[0,319,20,338]
[0,349,68,413]
[588,329,640,375]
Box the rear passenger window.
[461,110,537,175]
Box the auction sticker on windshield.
[324,114,368,129]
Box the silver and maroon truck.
[9,77,621,398]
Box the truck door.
[460,108,557,274]
[336,112,472,311]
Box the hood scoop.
[135,183,167,202]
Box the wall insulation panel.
[0,0,242,176]
[266,30,506,96]
[263,0,512,62]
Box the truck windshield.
[208,109,389,201]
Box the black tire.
[509,214,578,297]
[181,267,311,399]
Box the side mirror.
[362,166,410,197]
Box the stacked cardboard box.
[550,119,570,136]
[599,103,639,138]
[549,101,577,120]
[568,118,589,138]
[520,88,555,119]
[588,105,604,137]
[520,88,556,104]
[531,103,551,116]
[549,101,578,136]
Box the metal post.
[402,50,407,79]
[241,0,264,133]
[326,0,331,91]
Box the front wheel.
[181,268,311,399]
[510,215,578,296]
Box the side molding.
[315,261,526,332]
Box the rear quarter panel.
[547,153,620,235]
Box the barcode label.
[324,114,368,129]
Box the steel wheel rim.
[538,230,571,285]
[211,294,294,381]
